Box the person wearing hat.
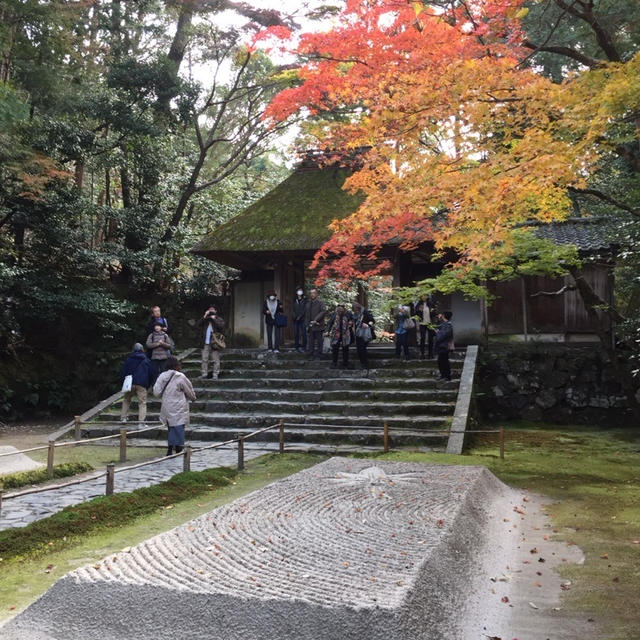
[119,343,153,425]
[262,289,284,352]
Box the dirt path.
[0,421,66,450]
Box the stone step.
[91,411,450,431]
[83,423,449,447]
[182,357,463,371]
[102,397,454,419]
[180,367,460,380]
[190,388,457,404]
[186,347,465,361]
[189,377,455,391]
[124,387,458,403]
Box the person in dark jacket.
[263,289,284,352]
[434,311,454,381]
[292,287,308,352]
[305,288,327,359]
[200,305,225,379]
[145,305,170,339]
[120,343,153,424]
[352,302,375,373]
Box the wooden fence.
[0,420,505,513]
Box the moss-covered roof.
[192,166,364,256]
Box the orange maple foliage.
[263,0,598,284]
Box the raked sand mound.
[0,446,43,475]
[1,458,588,640]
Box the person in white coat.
[153,356,196,456]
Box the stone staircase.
[84,346,464,449]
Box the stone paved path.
[0,442,390,531]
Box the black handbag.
[275,314,288,328]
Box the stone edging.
[445,345,479,454]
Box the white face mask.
[269,296,276,301]
[296,290,303,296]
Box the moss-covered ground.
[0,425,638,639]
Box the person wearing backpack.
[119,343,153,425]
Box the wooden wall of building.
[487,264,611,336]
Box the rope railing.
[0,421,285,508]
[0,417,505,514]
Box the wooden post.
[383,421,389,453]
[106,463,115,495]
[0,489,3,513]
[183,446,192,473]
[237,435,245,471]
[119,428,127,463]
[499,427,505,460]
[279,419,285,454]
[74,415,82,442]
[47,441,55,478]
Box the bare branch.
[553,0,621,62]
[521,39,602,68]
[568,186,640,218]
[530,284,576,298]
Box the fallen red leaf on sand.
[501,596,509,603]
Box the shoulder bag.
[356,325,372,342]
[211,332,226,350]
[402,317,415,330]
[122,375,133,393]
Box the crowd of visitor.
[118,293,456,454]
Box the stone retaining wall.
[477,344,638,426]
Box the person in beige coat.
[153,357,196,456]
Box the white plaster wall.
[233,281,263,344]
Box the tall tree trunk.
[75,160,84,190]
[155,1,195,113]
